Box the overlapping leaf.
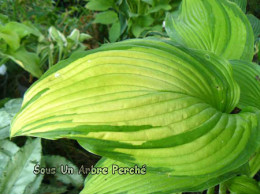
[224,175,260,194]
[228,0,247,12]
[10,39,260,180]
[230,60,260,110]
[80,158,248,194]
[249,148,260,178]
[165,0,254,61]
[230,60,260,178]
[247,14,260,40]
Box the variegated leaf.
[10,39,260,178]
[165,0,254,61]
[80,158,249,194]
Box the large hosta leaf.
[165,0,254,61]
[81,158,248,194]
[10,39,259,178]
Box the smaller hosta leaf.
[0,138,42,194]
[247,14,260,40]
[230,60,260,110]
[228,0,247,12]
[93,11,118,24]
[224,175,260,194]
[44,155,84,188]
[165,0,254,61]
[249,148,260,177]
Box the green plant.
[0,19,44,78]
[37,26,92,68]
[0,138,42,194]
[0,98,84,194]
[85,0,181,42]
[0,16,92,79]
[0,138,84,194]
[0,0,91,35]
[8,0,260,194]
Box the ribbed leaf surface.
[224,175,260,194]
[231,60,260,110]
[228,0,247,12]
[247,14,260,39]
[231,60,260,179]
[249,148,260,177]
[165,0,254,61]
[80,158,248,194]
[10,39,259,178]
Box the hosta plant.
[10,0,260,193]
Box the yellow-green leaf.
[10,39,259,179]
[81,158,249,194]
[231,60,260,110]
[165,0,254,61]
[228,0,247,12]
[224,175,260,194]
